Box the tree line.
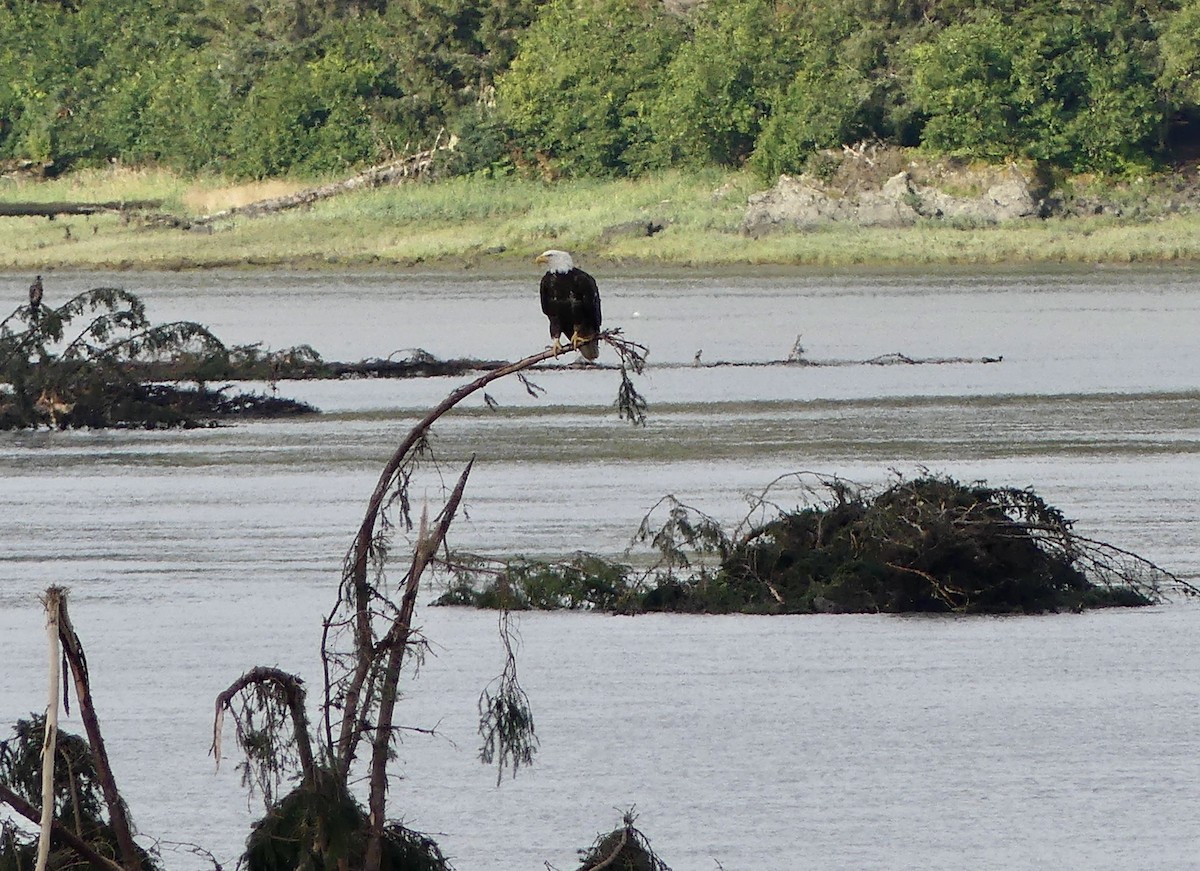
[2,0,1199,181]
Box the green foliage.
[648,0,800,168]
[751,0,908,178]
[906,12,1021,160]
[0,0,541,177]
[906,1,1163,172]
[440,103,515,176]
[1159,0,1200,107]
[438,552,640,610]
[1009,5,1161,173]
[0,0,1192,178]
[498,0,685,176]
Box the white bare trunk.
[36,587,63,871]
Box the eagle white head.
[535,249,575,273]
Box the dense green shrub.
[906,1,1163,172]
[906,13,1022,160]
[0,0,1196,178]
[497,0,684,176]
[647,0,800,168]
[750,0,920,177]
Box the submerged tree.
[0,284,311,429]
[213,330,648,871]
[438,472,1196,616]
[643,472,1197,614]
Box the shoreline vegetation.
[5,166,1200,273]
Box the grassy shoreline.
[5,166,1200,272]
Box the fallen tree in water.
[211,330,649,871]
[438,473,1196,615]
[1,284,314,429]
[121,333,1001,384]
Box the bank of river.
[5,168,1200,271]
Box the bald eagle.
[536,250,601,360]
[29,275,43,316]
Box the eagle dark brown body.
[536,250,602,360]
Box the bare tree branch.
[0,782,127,871]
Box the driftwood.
[0,201,162,218]
[188,135,452,228]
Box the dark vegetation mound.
[1,285,316,429]
[243,773,448,871]
[576,812,671,871]
[439,475,1191,615]
[717,476,1151,614]
[0,716,160,871]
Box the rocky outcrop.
[743,164,1042,234]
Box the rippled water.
[1,267,1198,870]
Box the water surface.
[0,268,1197,870]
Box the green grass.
[4,165,1200,271]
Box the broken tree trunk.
[36,587,63,871]
[330,339,595,782]
[55,592,143,871]
[363,460,474,871]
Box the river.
[1,267,1198,870]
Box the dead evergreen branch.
[211,667,315,803]
[1,285,312,429]
[205,328,646,871]
[478,611,538,786]
[0,782,127,871]
[441,471,1191,616]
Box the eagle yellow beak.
[534,253,548,265]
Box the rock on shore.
[742,143,1200,234]
[744,164,1040,234]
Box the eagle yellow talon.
[551,337,563,355]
